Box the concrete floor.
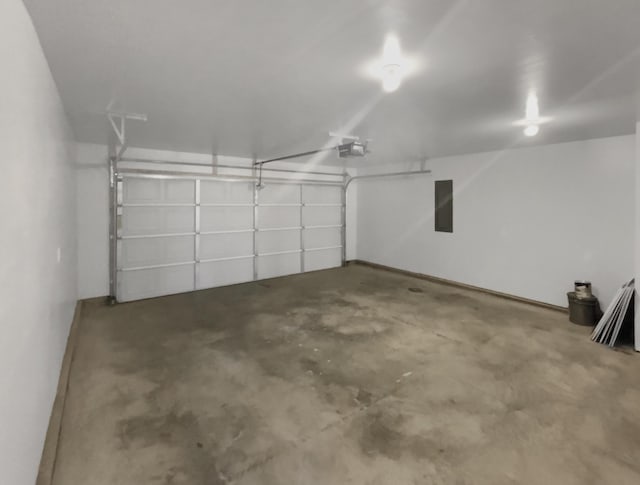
[51,265,640,485]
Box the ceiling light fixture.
[523,124,540,137]
[523,92,541,137]
[381,35,403,93]
[363,34,419,92]
[513,91,551,137]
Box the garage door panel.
[200,233,253,260]
[201,181,253,204]
[165,180,195,203]
[303,206,341,226]
[198,259,254,289]
[124,178,194,204]
[304,248,341,272]
[304,227,341,249]
[302,185,341,204]
[258,206,299,228]
[121,235,194,267]
[200,206,253,232]
[257,229,300,254]
[119,264,194,302]
[121,206,195,236]
[257,253,300,279]
[258,184,300,204]
[117,175,343,301]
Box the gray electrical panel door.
[434,180,453,233]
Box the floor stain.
[53,266,640,485]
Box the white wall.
[76,143,357,298]
[76,144,110,299]
[0,1,77,484]
[357,136,635,308]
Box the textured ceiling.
[25,0,640,164]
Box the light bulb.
[382,35,402,65]
[379,34,404,93]
[382,64,402,92]
[515,91,548,135]
[525,92,540,120]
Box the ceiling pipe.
[344,169,432,190]
[118,157,342,178]
[254,141,368,167]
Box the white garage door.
[115,174,343,302]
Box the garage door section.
[116,174,344,302]
[117,177,197,301]
[300,184,343,271]
[199,179,255,289]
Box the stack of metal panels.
[591,279,634,347]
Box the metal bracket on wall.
[107,162,123,304]
[107,156,117,305]
[106,110,148,160]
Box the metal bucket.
[567,292,599,326]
